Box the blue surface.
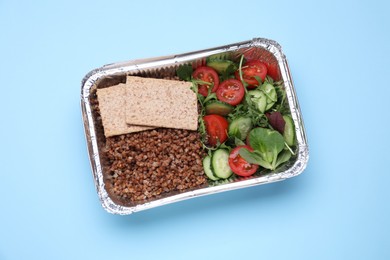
[1,0,390,259]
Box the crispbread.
[125,76,198,130]
[96,84,154,137]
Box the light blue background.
[1,0,389,259]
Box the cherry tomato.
[203,115,228,147]
[242,48,258,61]
[192,66,220,97]
[216,79,245,106]
[265,62,280,81]
[228,145,259,177]
[235,60,267,88]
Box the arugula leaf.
[176,64,193,81]
[273,82,289,114]
[284,141,296,156]
[193,79,212,86]
[254,76,263,86]
[191,82,205,104]
[203,93,217,104]
[220,63,238,81]
[219,143,232,152]
[198,113,206,139]
[238,55,249,90]
[265,75,274,84]
[227,91,269,130]
[178,54,293,173]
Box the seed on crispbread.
[125,76,198,131]
[96,84,154,137]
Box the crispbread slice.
[96,84,154,137]
[125,76,198,130]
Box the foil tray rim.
[80,37,309,215]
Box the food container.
[81,37,309,215]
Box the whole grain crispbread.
[96,84,155,137]
[125,76,198,130]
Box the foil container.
[81,38,309,215]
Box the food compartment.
[81,38,309,214]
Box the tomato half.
[216,79,245,106]
[265,62,280,81]
[228,145,259,177]
[192,66,220,97]
[235,60,267,88]
[242,48,258,62]
[203,115,228,147]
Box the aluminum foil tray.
[81,38,309,215]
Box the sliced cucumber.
[283,115,295,146]
[261,83,277,110]
[248,83,278,112]
[206,53,234,63]
[211,149,233,179]
[248,90,267,113]
[203,156,220,181]
[205,100,234,116]
[207,59,238,74]
[228,117,253,140]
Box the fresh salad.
[176,52,296,181]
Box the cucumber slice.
[206,53,234,62]
[261,83,277,110]
[203,156,219,181]
[248,83,277,112]
[211,149,233,179]
[228,117,253,140]
[205,100,234,116]
[248,90,267,113]
[283,115,295,146]
[207,59,238,74]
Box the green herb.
[191,81,207,145]
[265,75,274,84]
[253,76,263,86]
[238,55,248,90]
[274,84,288,114]
[274,150,292,168]
[177,64,193,81]
[284,142,295,156]
[248,82,277,113]
[220,63,237,81]
[177,53,296,175]
[203,93,217,104]
[193,79,212,86]
[219,143,232,152]
[192,83,223,152]
[239,149,273,170]
[239,128,287,170]
[228,94,269,129]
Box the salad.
[177,53,296,181]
